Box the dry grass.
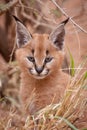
[0,0,87,130]
[0,61,87,130]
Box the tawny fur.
[16,34,70,115]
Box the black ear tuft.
[12,15,32,48]
[61,17,69,25]
[12,15,22,23]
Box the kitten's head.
[15,16,69,79]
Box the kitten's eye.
[45,57,53,63]
[27,56,35,62]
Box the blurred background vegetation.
[0,0,87,130]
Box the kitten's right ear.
[49,18,69,50]
[12,15,32,48]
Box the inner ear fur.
[49,18,69,50]
[13,15,32,48]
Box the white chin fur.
[34,75,46,79]
[29,68,49,79]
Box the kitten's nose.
[36,67,43,74]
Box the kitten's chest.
[29,83,65,114]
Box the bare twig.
[9,42,16,63]
[51,0,87,34]
[71,23,81,57]
[60,67,87,71]
[16,4,57,27]
[21,11,54,29]
[0,0,19,15]
[16,4,39,14]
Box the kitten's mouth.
[29,68,49,79]
[34,75,47,79]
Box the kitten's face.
[15,16,67,79]
[16,34,64,79]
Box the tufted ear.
[13,15,32,48]
[49,18,69,50]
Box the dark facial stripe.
[46,50,49,55]
[32,49,34,54]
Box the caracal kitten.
[14,16,70,115]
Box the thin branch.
[16,4,57,26]
[16,4,39,14]
[0,0,19,15]
[51,0,87,34]
[71,23,81,57]
[20,11,54,29]
[60,67,87,71]
[9,42,16,63]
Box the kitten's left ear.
[49,18,69,50]
[12,15,32,48]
